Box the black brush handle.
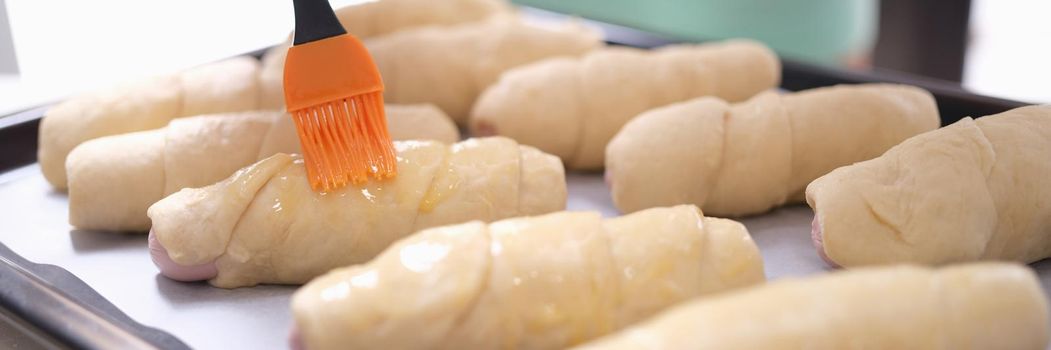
[292,0,347,46]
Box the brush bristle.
[290,91,397,191]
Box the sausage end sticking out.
[472,120,498,137]
[289,325,305,350]
[811,216,840,268]
[149,230,219,281]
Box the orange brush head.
[283,34,397,192]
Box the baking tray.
[1,8,1048,350]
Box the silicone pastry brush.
[284,0,396,191]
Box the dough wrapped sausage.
[39,57,262,189]
[469,40,780,169]
[575,263,1049,350]
[807,105,1051,267]
[262,17,602,122]
[607,84,938,217]
[67,105,458,232]
[148,137,567,288]
[291,205,764,350]
[335,0,507,39]
[258,0,510,107]
[42,0,507,190]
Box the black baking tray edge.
[0,242,190,350]
[0,7,1033,349]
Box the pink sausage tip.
[290,325,305,350]
[472,121,497,137]
[810,215,840,268]
[149,230,218,282]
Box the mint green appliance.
[513,0,877,66]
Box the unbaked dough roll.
[469,40,780,169]
[336,0,508,39]
[258,0,511,109]
[575,263,1049,350]
[807,105,1051,267]
[39,57,261,189]
[261,17,603,121]
[148,137,567,288]
[46,0,508,190]
[607,84,938,217]
[66,105,458,232]
[291,205,764,350]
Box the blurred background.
[0,0,1049,116]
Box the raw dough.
[807,105,1051,267]
[574,263,1049,350]
[43,0,508,190]
[39,57,261,189]
[607,84,938,217]
[335,0,508,39]
[148,137,568,288]
[67,105,458,232]
[469,40,781,169]
[291,205,764,350]
[261,17,603,122]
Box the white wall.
[1,0,1048,115]
[0,0,366,114]
[965,0,1051,103]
